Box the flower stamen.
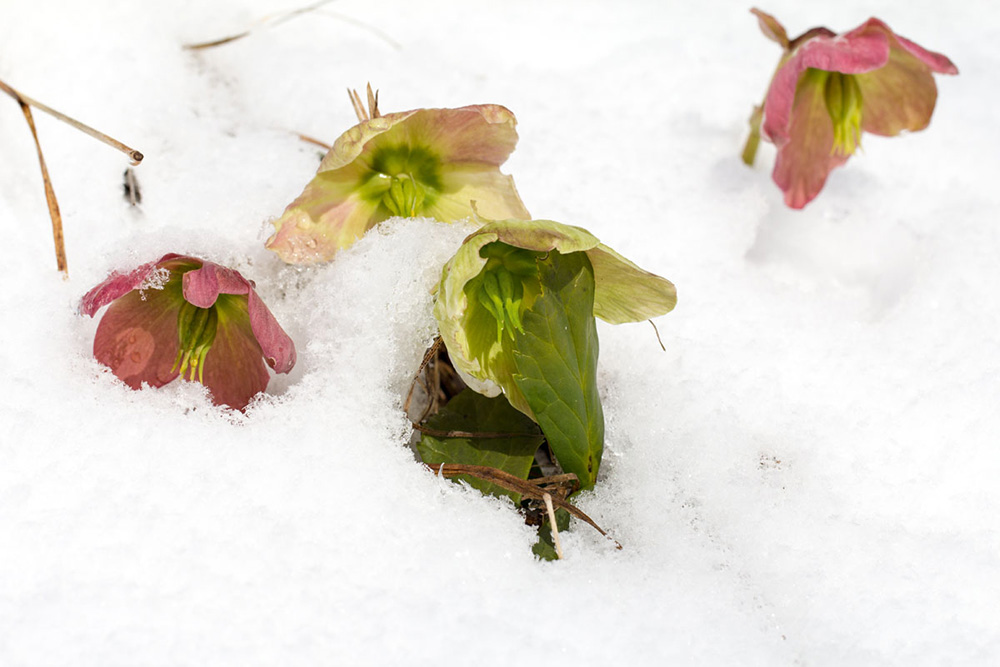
[172,301,219,384]
[824,71,864,157]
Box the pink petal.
[763,31,890,146]
[856,50,939,137]
[266,171,381,264]
[201,299,270,410]
[750,8,789,49]
[852,18,958,74]
[92,285,183,390]
[848,19,958,137]
[182,261,251,309]
[247,290,296,374]
[401,105,520,166]
[771,72,850,209]
[80,256,168,316]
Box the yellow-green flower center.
[822,71,864,157]
[364,144,443,216]
[468,243,544,344]
[172,300,219,383]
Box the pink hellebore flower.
[266,104,530,265]
[750,8,957,209]
[80,254,296,411]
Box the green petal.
[589,244,677,324]
[318,110,421,173]
[856,45,939,137]
[424,163,530,223]
[435,218,676,416]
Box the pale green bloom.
[434,218,677,417]
[266,105,530,264]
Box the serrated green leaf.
[417,389,544,502]
[512,252,605,489]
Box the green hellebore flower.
[266,105,531,264]
[434,218,677,419]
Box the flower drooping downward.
[743,9,958,208]
[80,255,296,410]
[435,218,677,419]
[266,98,530,265]
[433,218,676,489]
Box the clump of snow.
[2,0,998,665]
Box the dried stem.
[297,132,333,151]
[404,337,443,415]
[648,319,666,352]
[411,422,540,440]
[1,77,145,274]
[17,101,66,274]
[543,493,564,559]
[425,463,622,549]
[0,79,143,165]
[184,0,339,50]
[348,87,368,123]
[348,83,381,123]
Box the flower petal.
[318,110,421,173]
[266,172,382,264]
[269,105,527,264]
[79,253,188,316]
[182,261,250,309]
[751,8,789,49]
[395,105,520,166]
[482,218,600,254]
[247,289,296,374]
[92,280,183,390]
[772,70,850,209]
[853,18,958,75]
[588,244,677,324]
[763,30,889,146]
[424,163,530,223]
[201,295,270,410]
[849,20,957,137]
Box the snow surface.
[2,0,998,664]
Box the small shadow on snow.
[744,177,920,321]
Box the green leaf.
[417,389,544,502]
[512,252,605,489]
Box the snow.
[2,0,998,664]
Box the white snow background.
[1,0,997,664]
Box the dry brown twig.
[542,493,564,559]
[0,77,144,275]
[184,0,339,50]
[425,463,623,550]
[348,83,380,123]
[184,1,400,51]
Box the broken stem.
[18,101,67,275]
[542,493,563,559]
[426,463,622,549]
[0,79,143,165]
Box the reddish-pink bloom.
[751,9,958,208]
[80,254,296,410]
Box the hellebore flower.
[80,254,296,410]
[266,103,531,264]
[743,8,958,209]
[434,218,677,420]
